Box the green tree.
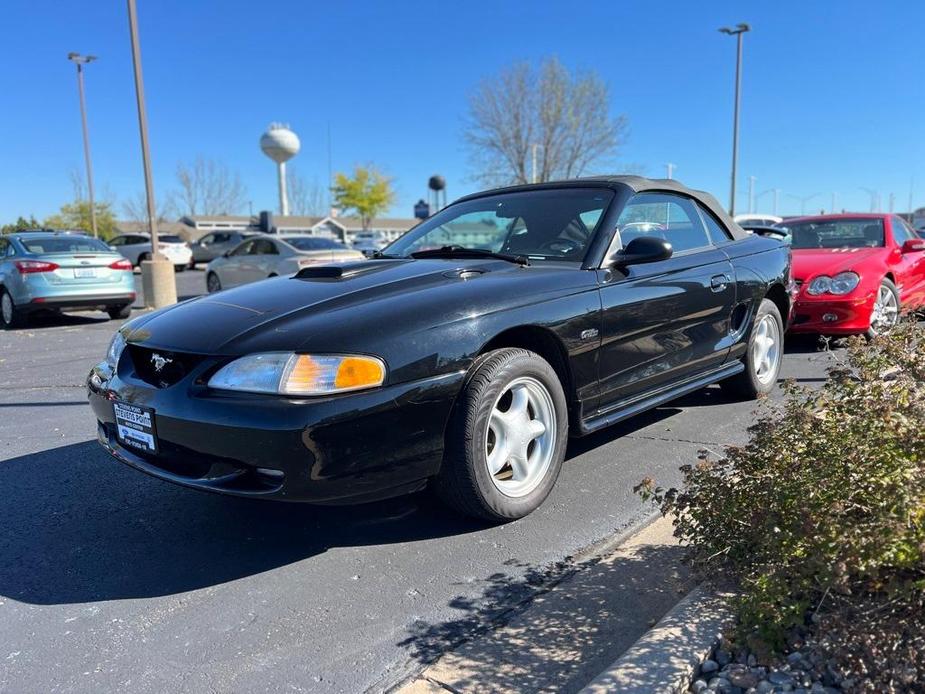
[331,165,396,230]
[1,215,42,234]
[44,200,117,240]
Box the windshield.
[286,237,347,251]
[20,236,112,254]
[385,188,614,262]
[789,218,884,249]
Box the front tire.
[107,304,132,320]
[721,298,783,399]
[206,272,222,293]
[866,278,900,339]
[435,348,568,522]
[0,288,25,329]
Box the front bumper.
[788,290,875,334]
[87,358,463,504]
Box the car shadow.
[13,311,113,330]
[0,440,487,606]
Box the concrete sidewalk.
[397,516,694,693]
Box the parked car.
[88,176,791,521]
[204,234,364,292]
[734,213,783,227]
[0,231,135,328]
[108,233,193,271]
[351,230,390,255]
[787,213,925,337]
[188,231,259,266]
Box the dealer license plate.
[113,402,158,453]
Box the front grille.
[128,345,204,388]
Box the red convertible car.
[788,213,925,337]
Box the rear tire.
[107,304,132,320]
[206,272,222,293]
[137,252,151,268]
[434,348,568,522]
[174,264,186,273]
[0,288,25,329]
[721,298,783,399]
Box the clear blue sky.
[2,0,924,222]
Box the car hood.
[791,247,884,281]
[124,258,570,355]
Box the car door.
[890,216,925,307]
[220,239,255,287]
[595,192,736,409]
[249,239,281,280]
[193,233,215,262]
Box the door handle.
[710,274,729,292]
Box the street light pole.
[747,175,756,213]
[719,23,750,216]
[665,162,676,179]
[127,0,176,309]
[67,53,98,238]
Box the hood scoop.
[294,259,409,281]
[443,269,485,280]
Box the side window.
[616,193,711,253]
[213,233,230,244]
[892,217,914,243]
[231,240,254,256]
[697,204,733,244]
[110,236,125,246]
[199,234,215,245]
[0,239,8,258]
[250,239,277,255]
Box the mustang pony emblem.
[150,353,173,373]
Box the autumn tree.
[464,57,628,186]
[174,156,248,216]
[331,165,396,230]
[44,200,117,239]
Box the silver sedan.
[205,235,364,292]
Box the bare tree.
[121,190,176,225]
[174,156,248,216]
[287,168,328,217]
[464,57,628,186]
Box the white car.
[108,233,193,271]
[734,214,783,227]
[205,234,364,292]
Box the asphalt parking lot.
[0,270,836,693]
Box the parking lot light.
[67,52,98,238]
[719,23,750,216]
[126,0,176,308]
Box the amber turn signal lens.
[334,356,385,390]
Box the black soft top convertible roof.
[454,175,748,241]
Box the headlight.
[208,352,386,396]
[828,271,860,295]
[806,272,860,296]
[807,276,831,295]
[106,330,126,367]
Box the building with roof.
[116,212,420,245]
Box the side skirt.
[577,360,745,436]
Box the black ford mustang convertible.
[88,176,791,521]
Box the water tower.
[260,123,300,216]
[428,174,446,213]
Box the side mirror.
[222,250,232,258]
[901,238,925,253]
[610,236,673,268]
[108,245,118,252]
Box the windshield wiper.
[409,245,530,266]
[371,250,401,259]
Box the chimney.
[259,210,274,233]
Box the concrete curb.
[579,585,734,694]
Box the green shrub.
[637,322,925,650]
